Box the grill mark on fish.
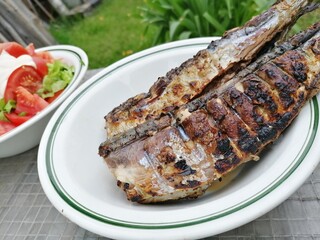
[180,110,243,174]
[222,85,275,144]
[273,50,308,82]
[206,97,262,154]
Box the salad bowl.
[0,45,88,158]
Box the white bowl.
[0,45,88,158]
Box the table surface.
[1,69,320,240]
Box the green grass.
[50,1,319,69]
[292,8,320,34]
[50,0,156,69]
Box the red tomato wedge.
[26,43,52,77]
[4,113,32,126]
[45,90,63,103]
[26,43,53,62]
[25,43,36,56]
[15,87,49,116]
[0,120,16,136]
[34,51,54,63]
[0,42,28,58]
[4,66,43,101]
[32,56,48,77]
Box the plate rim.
[38,38,320,238]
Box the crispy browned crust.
[100,24,320,203]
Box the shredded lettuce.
[37,60,74,99]
[0,98,16,121]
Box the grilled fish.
[99,23,320,203]
[104,0,313,139]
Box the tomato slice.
[26,43,52,77]
[0,42,28,58]
[32,56,48,77]
[4,66,43,101]
[26,43,53,62]
[4,113,32,126]
[45,90,63,103]
[35,51,54,63]
[15,86,49,116]
[25,43,36,56]
[0,120,16,136]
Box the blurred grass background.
[50,0,156,69]
[50,0,320,69]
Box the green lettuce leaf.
[37,60,75,99]
[0,98,16,121]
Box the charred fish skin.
[104,0,313,139]
[101,26,320,203]
[100,22,320,156]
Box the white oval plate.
[38,38,320,240]
[0,45,88,158]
